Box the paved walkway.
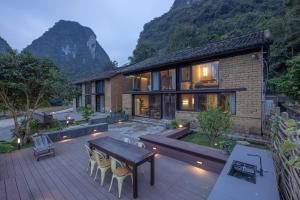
[0,118,18,142]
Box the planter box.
[46,123,108,142]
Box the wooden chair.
[93,150,111,185]
[109,157,133,198]
[85,144,96,176]
[32,134,55,161]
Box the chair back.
[136,141,146,148]
[33,134,51,148]
[93,151,104,166]
[111,157,126,173]
[84,144,94,160]
[123,137,131,143]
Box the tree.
[0,50,77,143]
[197,107,231,147]
[129,43,157,64]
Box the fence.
[269,110,300,200]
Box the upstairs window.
[133,72,151,91]
[85,82,92,94]
[160,69,176,90]
[192,61,219,89]
[180,66,192,90]
[96,80,104,94]
[152,72,160,91]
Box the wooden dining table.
[88,136,155,199]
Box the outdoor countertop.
[208,144,280,200]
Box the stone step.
[131,117,168,127]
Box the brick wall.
[122,94,132,116]
[110,74,131,112]
[176,51,264,134]
[104,79,111,112]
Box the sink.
[228,160,257,184]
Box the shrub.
[77,105,94,121]
[0,143,15,153]
[197,107,231,147]
[29,119,40,134]
[219,140,234,153]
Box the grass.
[182,132,268,152]
[0,138,34,154]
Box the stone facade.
[122,94,132,116]
[175,51,264,134]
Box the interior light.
[203,67,208,77]
[197,161,203,165]
[182,100,189,105]
[192,97,194,105]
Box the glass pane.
[179,94,195,110]
[180,67,191,90]
[134,95,149,117]
[160,69,176,90]
[149,95,161,119]
[140,73,151,91]
[85,95,91,105]
[85,82,92,94]
[76,96,82,108]
[96,81,104,93]
[192,62,218,89]
[220,93,235,113]
[198,94,218,111]
[152,72,160,91]
[230,94,236,114]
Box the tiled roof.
[122,29,272,74]
[73,67,125,84]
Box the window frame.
[96,80,105,94]
[160,68,176,91]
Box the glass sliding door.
[134,95,149,117]
[163,94,176,119]
[149,95,161,119]
[96,95,105,112]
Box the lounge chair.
[109,157,133,198]
[93,150,111,185]
[85,144,96,176]
[32,134,55,161]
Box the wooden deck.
[0,132,218,200]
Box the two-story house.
[73,67,131,113]
[122,30,272,134]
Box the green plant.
[197,107,231,147]
[270,115,280,134]
[288,156,300,170]
[219,140,233,154]
[29,119,39,134]
[169,119,179,129]
[287,127,297,135]
[0,143,15,153]
[77,105,94,121]
[281,140,296,154]
[51,120,65,131]
[286,119,297,127]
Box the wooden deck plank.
[15,149,45,200]
[0,179,6,200]
[10,151,34,200]
[4,177,20,200]
[0,132,218,200]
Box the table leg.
[150,156,155,185]
[133,166,138,198]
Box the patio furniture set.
[86,136,155,199]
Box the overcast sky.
[0,0,174,65]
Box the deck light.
[214,143,218,146]
[197,161,203,165]
[93,129,97,132]
[63,135,68,139]
[17,138,21,149]
[178,124,183,128]
[152,147,157,150]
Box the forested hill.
[130,0,285,63]
[130,0,300,100]
[25,20,112,80]
[0,37,11,53]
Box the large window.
[178,93,236,114]
[180,61,219,90]
[160,69,176,90]
[85,82,92,94]
[220,93,236,114]
[96,80,104,94]
[152,72,160,91]
[198,94,218,111]
[179,94,195,110]
[134,95,149,117]
[96,95,105,112]
[133,73,151,91]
